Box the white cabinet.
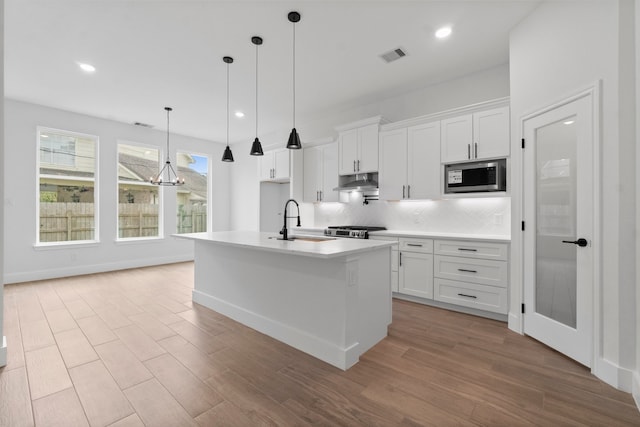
[379,122,441,200]
[338,123,380,175]
[370,236,399,293]
[398,237,433,299]
[440,106,509,163]
[433,239,509,314]
[260,149,290,182]
[303,142,339,203]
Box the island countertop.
[175,231,395,259]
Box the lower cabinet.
[433,278,508,314]
[398,237,434,299]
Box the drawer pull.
[457,248,477,252]
[458,293,477,299]
[407,243,423,247]
[458,268,477,273]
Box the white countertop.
[369,230,511,242]
[175,231,395,259]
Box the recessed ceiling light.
[564,120,575,125]
[235,111,245,118]
[77,62,96,73]
[435,26,452,39]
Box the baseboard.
[633,371,640,411]
[3,254,194,284]
[193,289,359,370]
[0,336,7,367]
[593,356,634,392]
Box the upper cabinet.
[303,142,339,203]
[260,149,291,182]
[336,116,386,175]
[379,122,441,200]
[440,106,510,163]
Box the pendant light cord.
[226,62,230,147]
[255,42,259,138]
[166,109,170,162]
[292,20,296,127]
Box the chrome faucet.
[278,199,301,241]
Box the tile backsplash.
[311,194,511,236]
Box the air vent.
[133,122,154,128]
[380,47,407,63]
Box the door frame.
[516,82,601,372]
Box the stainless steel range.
[324,225,386,239]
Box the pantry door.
[522,93,593,367]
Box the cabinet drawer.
[434,255,507,288]
[399,237,433,253]
[434,278,508,314]
[434,239,508,261]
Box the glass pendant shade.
[222,145,234,162]
[250,137,264,155]
[286,128,302,149]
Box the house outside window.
[175,152,208,234]
[37,127,98,244]
[117,142,161,239]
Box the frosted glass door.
[523,93,593,367]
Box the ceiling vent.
[133,121,154,128]
[380,47,407,63]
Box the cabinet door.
[378,128,407,200]
[338,129,358,175]
[259,151,274,181]
[321,142,339,202]
[407,121,440,199]
[399,251,434,299]
[303,147,321,202]
[357,124,379,173]
[440,114,473,163]
[473,106,510,160]
[273,149,290,180]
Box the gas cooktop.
[324,226,386,239]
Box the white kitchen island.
[176,231,394,370]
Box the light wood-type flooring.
[1,262,639,426]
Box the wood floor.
[1,262,639,427]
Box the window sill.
[115,237,164,245]
[34,240,100,250]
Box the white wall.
[0,0,6,367]
[509,0,636,392]
[3,99,230,284]
[635,0,640,408]
[230,65,510,232]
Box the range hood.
[333,173,379,192]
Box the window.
[117,142,161,239]
[176,152,208,234]
[37,128,98,244]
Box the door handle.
[562,238,588,247]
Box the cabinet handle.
[467,144,471,159]
[399,252,402,266]
[316,191,319,201]
[402,185,405,199]
[408,185,411,199]
[458,268,478,273]
[458,293,477,299]
[407,243,422,247]
[475,143,478,158]
[357,160,360,171]
[320,190,323,201]
[457,248,478,252]
[353,160,356,172]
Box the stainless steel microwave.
[444,159,507,194]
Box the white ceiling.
[5,1,539,144]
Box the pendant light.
[250,36,264,156]
[221,56,235,162]
[286,11,302,150]
[150,107,185,186]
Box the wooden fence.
[39,203,205,242]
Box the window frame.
[35,126,100,247]
[175,149,211,234]
[116,140,163,242]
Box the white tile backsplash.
[310,195,511,236]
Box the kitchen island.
[176,231,395,370]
